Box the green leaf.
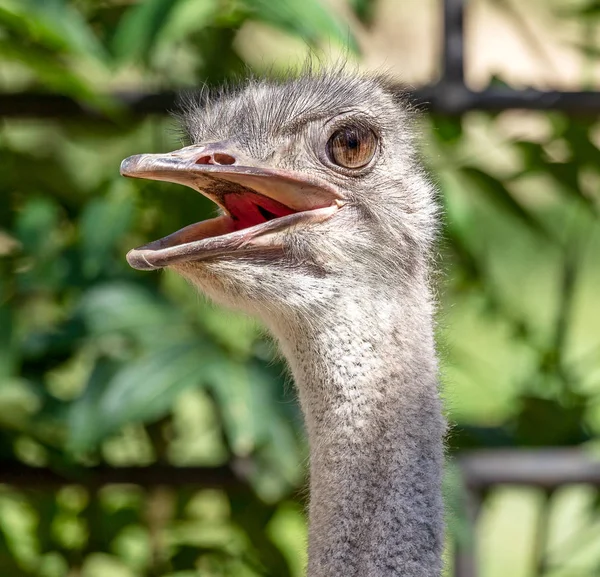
[205,361,271,457]
[14,197,60,258]
[514,394,589,446]
[349,0,377,26]
[432,115,463,144]
[157,0,218,46]
[0,4,75,54]
[568,42,600,59]
[79,187,134,279]
[0,306,15,381]
[111,0,183,63]
[0,380,40,432]
[21,0,107,61]
[99,342,213,433]
[198,304,259,356]
[516,138,598,214]
[557,1,600,18]
[0,2,113,109]
[13,197,68,292]
[206,356,303,492]
[0,491,40,572]
[244,0,357,51]
[443,461,473,546]
[69,341,220,449]
[0,39,109,109]
[67,357,119,453]
[78,282,178,343]
[460,167,549,238]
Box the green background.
[1,0,600,575]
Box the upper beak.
[120,143,341,211]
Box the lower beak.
[120,144,341,270]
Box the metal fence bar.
[0,91,179,119]
[0,463,243,489]
[3,449,600,577]
[414,86,600,114]
[4,450,597,488]
[442,0,465,85]
[3,86,600,120]
[454,449,600,577]
[459,448,600,489]
[453,486,481,577]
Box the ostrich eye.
[326,125,377,169]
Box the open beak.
[120,143,342,270]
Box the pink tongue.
[224,192,296,231]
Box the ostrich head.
[121,71,437,327]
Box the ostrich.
[120,70,445,577]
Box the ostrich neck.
[273,285,445,577]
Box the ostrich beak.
[120,144,341,270]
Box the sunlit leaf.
[0,3,112,108]
[21,0,107,60]
[205,360,272,457]
[460,166,549,237]
[67,357,120,453]
[516,139,598,214]
[244,0,357,51]
[111,0,183,63]
[198,304,259,356]
[0,4,73,54]
[70,340,221,449]
[0,39,108,109]
[0,491,40,572]
[155,0,218,46]
[98,342,212,432]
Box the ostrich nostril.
[195,155,212,164]
[213,153,236,165]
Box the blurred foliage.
[1,0,600,575]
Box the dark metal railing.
[454,449,600,577]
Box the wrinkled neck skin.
[267,279,445,577]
